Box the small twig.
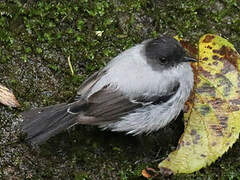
[67,56,74,76]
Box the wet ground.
[0,0,240,179]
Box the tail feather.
[22,103,77,145]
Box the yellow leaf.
[158,34,240,174]
[0,84,20,107]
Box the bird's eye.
[158,57,168,65]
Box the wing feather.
[75,70,107,100]
[68,82,180,125]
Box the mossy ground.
[0,0,240,179]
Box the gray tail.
[22,103,77,145]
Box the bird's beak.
[183,57,198,62]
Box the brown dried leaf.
[141,168,159,178]
[0,84,20,107]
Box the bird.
[22,35,197,145]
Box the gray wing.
[69,85,142,124]
[75,69,107,100]
[69,83,180,125]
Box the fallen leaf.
[157,34,240,174]
[0,84,20,107]
[141,168,159,178]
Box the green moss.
[0,0,240,179]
